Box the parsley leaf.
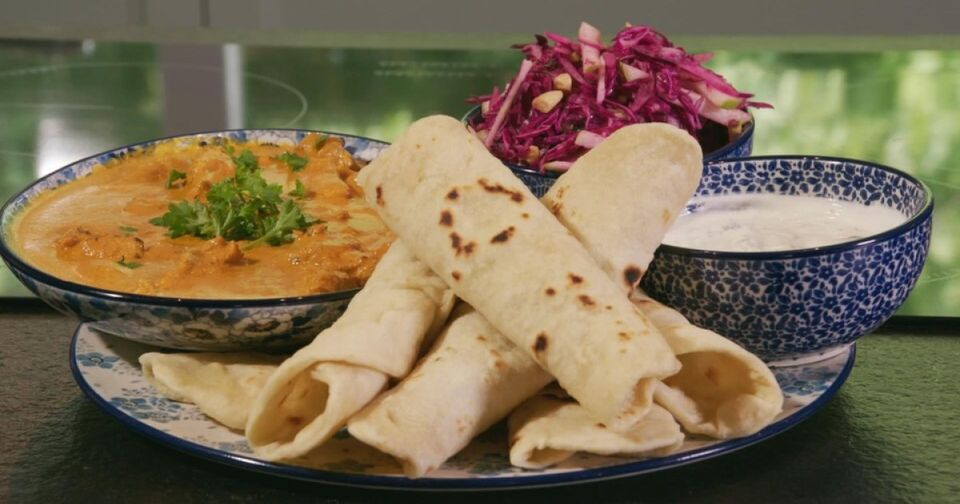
[117,256,143,269]
[276,151,308,172]
[119,225,138,235]
[244,199,311,249]
[289,179,307,199]
[166,169,187,188]
[151,146,314,249]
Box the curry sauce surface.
[11,134,393,299]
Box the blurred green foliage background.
[0,41,956,315]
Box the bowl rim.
[461,105,755,179]
[654,155,935,260]
[0,127,391,308]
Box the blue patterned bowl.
[462,106,754,197]
[0,129,391,351]
[641,156,933,365]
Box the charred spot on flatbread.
[567,273,583,285]
[451,271,461,281]
[578,295,596,307]
[375,185,384,206]
[618,332,631,342]
[449,232,476,256]
[534,333,548,353]
[624,266,642,286]
[490,226,515,244]
[439,210,453,226]
[545,287,556,296]
[477,178,524,203]
[446,188,459,201]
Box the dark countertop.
[2,301,958,502]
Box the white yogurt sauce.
[662,193,908,252]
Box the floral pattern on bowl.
[641,156,933,364]
[0,129,389,351]
[72,324,855,490]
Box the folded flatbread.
[357,115,680,429]
[635,291,783,438]
[540,123,783,438]
[139,351,283,430]
[542,122,703,291]
[347,303,552,477]
[350,123,702,475]
[243,241,456,460]
[508,387,683,469]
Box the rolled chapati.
[543,122,703,290]
[508,387,683,469]
[139,351,283,430]
[634,291,783,438]
[540,125,783,438]
[244,241,456,460]
[347,303,552,477]
[357,115,680,429]
[347,123,697,474]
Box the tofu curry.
[8,134,393,299]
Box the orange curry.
[10,134,393,299]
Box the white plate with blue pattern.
[71,323,855,490]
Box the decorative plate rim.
[0,128,389,309]
[70,324,857,491]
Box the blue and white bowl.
[463,106,754,197]
[0,129,391,351]
[641,156,933,365]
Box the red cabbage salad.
[466,22,771,172]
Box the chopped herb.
[150,146,314,249]
[166,169,187,188]
[117,256,143,269]
[119,225,138,235]
[289,179,307,199]
[243,199,311,249]
[276,151,308,172]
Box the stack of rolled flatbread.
[139,115,783,477]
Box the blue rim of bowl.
[655,155,935,260]
[0,128,390,308]
[460,105,755,180]
[70,323,856,491]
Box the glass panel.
[1,41,957,316]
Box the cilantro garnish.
[117,256,143,269]
[289,179,307,199]
[150,146,313,249]
[119,225,138,235]
[276,151,308,172]
[166,169,187,188]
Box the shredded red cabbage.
[467,22,772,172]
